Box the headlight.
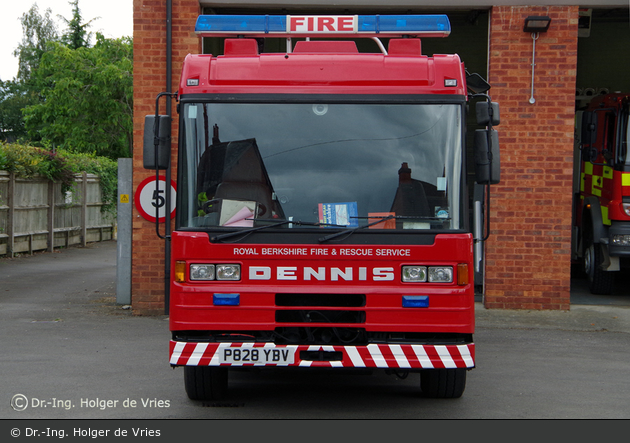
[216,264,241,281]
[623,203,630,217]
[612,235,630,246]
[402,266,427,282]
[428,266,453,283]
[190,264,215,281]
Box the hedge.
[0,142,118,215]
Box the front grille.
[275,293,365,307]
[275,309,365,324]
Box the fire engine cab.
[574,93,630,294]
[144,14,500,400]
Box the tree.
[59,0,97,50]
[23,34,133,159]
[1,4,59,142]
[0,80,39,142]
[13,4,59,83]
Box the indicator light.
[457,263,469,286]
[175,261,186,283]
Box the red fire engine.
[143,14,500,400]
[574,93,630,294]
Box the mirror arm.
[153,92,177,240]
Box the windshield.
[177,101,465,232]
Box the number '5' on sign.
[135,176,177,223]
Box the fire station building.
[131,0,630,314]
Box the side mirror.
[475,129,500,185]
[476,101,500,127]
[581,111,597,146]
[143,115,171,170]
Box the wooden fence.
[0,171,115,256]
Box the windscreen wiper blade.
[318,215,449,243]
[209,219,344,243]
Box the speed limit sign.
[135,176,176,223]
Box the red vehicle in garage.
[144,14,500,400]
[574,93,630,294]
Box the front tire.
[583,227,614,295]
[184,366,228,401]
[420,369,467,398]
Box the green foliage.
[60,149,118,215]
[13,4,59,83]
[2,1,132,161]
[23,34,133,160]
[59,0,96,50]
[0,142,117,214]
[0,80,40,142]
[0,142,54,180]
[1,4,59,142]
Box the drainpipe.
[164,0,172,315]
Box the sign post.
[117,159,132,305]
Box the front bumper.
[170,341,475,369]
[609,222,630,257]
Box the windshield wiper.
[209,219,344,243]
[318,215,449,243]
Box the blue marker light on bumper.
[402,296,429,308]
[213,293,240,306]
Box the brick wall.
[132,0,200,315]
[484,6,579,310]
[131,3,580,312]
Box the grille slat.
[275,293,365,307]
[275,310,365,324]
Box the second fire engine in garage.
[574,93,630,294]
[144,14,501,400]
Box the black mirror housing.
[475,129,500,185]
[143,115,171,170]
[476,101,500,127]
[580,111,597,146]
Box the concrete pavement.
[2,240,629,419]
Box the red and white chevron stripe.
[170,341,474,369]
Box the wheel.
[184,366,228,401]
[420,369,466,398]
[583,227,614,295]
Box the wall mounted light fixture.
[523,16,551,104]
[523,16,551,33]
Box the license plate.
[220,346,295,365]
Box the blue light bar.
[195,15,451,38]
[196,15,286,34]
